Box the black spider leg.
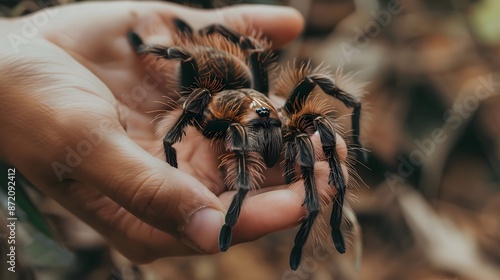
[163,88,211,167]
[219,123,252,251]
[128,35,205,166]
[199,24,270,95]
[128,31,199,89]
[282,78,315,185]
[289,134,320,271]
[284,137,298,185]
[283,80,348,260]
[314,116,347,253]
[283,76,367,162]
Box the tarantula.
[128,18,365,270]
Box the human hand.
[0,1,347,263]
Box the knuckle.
[131,171,188,233]
[120,173,172,222]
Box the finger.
[137,3,304,48]
[200,4,304,48]
[53,114,225,254]
[38,179,198,263]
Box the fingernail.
[183,207,224,253]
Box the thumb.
[0,38,225,253]
[66,119,225,252]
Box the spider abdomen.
[193,47,253,90]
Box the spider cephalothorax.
[129,18,365,270]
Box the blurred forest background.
[1,0,500,279]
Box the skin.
[0,1,348,263]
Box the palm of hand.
[1,1,342,262]
[41,3,232,192]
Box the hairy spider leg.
[282,78,315,185]
[216,123,255,252]
[218,123,251,251]
[128,31,199,89]
[202,90,278,251]
[314,116,347,254]
[283,76,366,162]
[283,141,298,185]
[284,117,347,270]
[199,24,271,95]
[129,31,211,167]
[281,79,349,269]
[287,133,320,270]
[163,88,211,167]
